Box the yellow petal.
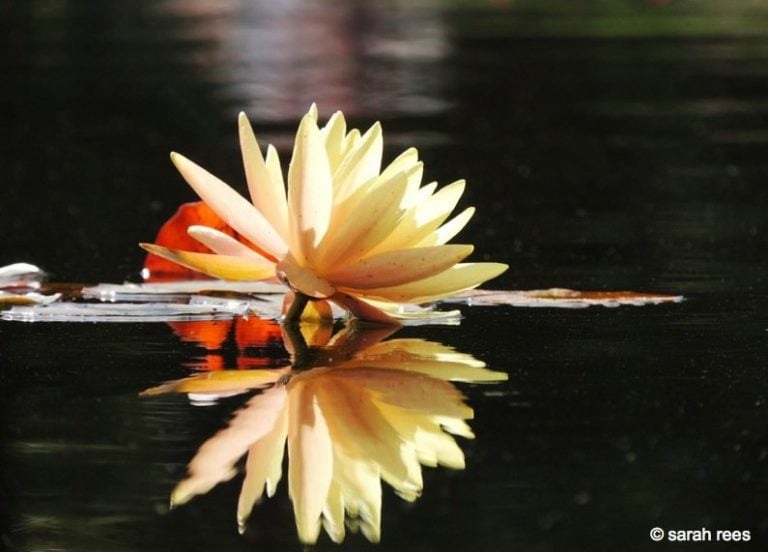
[379,147,419,182]
[357,262,508,303]
[187,225,267,259]
[327,244,473,289]
[171,388,287,508]
[322,480,346,543]
[339,369,474,420]
[239,113,289,239]
[333,122,383,202]
[140,243,275,281]
[320,111,347,172]
[237,392,289,529]
[416,207,475,247]
[315,378,422,498]
[170,152,287,260]
[365,182,437,256]
[329,293,401,325]
[317,170,411,268]
[335,456,382,543]
[140,368,288,396]
[287,380,334,545]
[287,115,333,264]
[276,255,335,299]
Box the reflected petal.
[287,379,334,544]
[171,386,288,507]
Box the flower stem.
[283,292,310,323]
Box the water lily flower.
[142,105,507,323]
[143,323,507,544]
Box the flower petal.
[171,387,287,508]
[276,255,335,299]
[317,170,411,268]
[287,115,333,264]
[329,293,401,325]
[416,207,475,247]
[327,245,473,289]
[288,380,334,544]
[239,113,289,239]
[358,262,509,303]
[170,152,287,260]
[187,225,268,259]
[140,243,275,281]
[333,122,383,202]
[237,390,289,529]
[320,111,348,172]
[367,180,465,256]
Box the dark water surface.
[3,1,768,551]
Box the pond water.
[3,1,768,550]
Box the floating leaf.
[445,288,684,309]
[0,263,59,307]
[1,301,253,323]
[0,291,61,307]
[82,279,284,302]
[0,262,44,287]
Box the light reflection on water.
[155,0,451,129]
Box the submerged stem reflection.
[142,321,506,544]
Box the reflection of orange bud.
[168,317,287,370]
[234,316,283,349]
[169,320,233,351]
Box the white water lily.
[142,105,507,323]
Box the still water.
[3,1,768,550]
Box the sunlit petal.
[238,113,289,239]
[359,262,509,303]
[333,122,383,202]
[317,170,411,268]
[276,255,335,299]
[328,245,473,289]
[140,243,274,281]
[287,115,333,264]
[187,225,267,259]
[417,207,475,247]
[170,152,287,260]
[320,111,347,172]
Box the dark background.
[2,1,768,551]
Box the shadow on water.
[3,1,768,551]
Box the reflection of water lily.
[143,324,506,544]
[142,106,507,323]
